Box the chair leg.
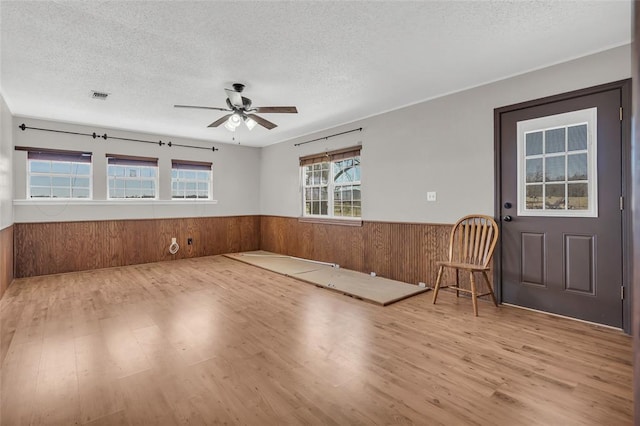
[432,266,444,304]
[455,269,460,297]
[482,270,499,307]
[469,272,478,316]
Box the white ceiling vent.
[91,91,109,100]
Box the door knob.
[504,202,512,209]
[503,215,512,222]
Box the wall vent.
[91,91,109,100]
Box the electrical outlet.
[427,192,437,202]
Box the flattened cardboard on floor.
[225,251,429,305]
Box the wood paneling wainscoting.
[0,225,13,298]
[14,216,260,278]
[260,215,493,292]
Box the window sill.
[298,216,362,227]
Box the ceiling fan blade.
[247,113,277,130]
[174,105,230,112]
[225,89,244,108]
[207,114,233,128]
[254,106,298,114]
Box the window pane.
[353,185,361,201]
[126,180,141,189]
[567,154,587,181]
[183,170,196,180]
[545,156,565,182]
[31,176,51,187]
[545,128,565,153]
[320,201,328,215]
[312,202,319,215]
[72,188,90,198]
[320,187,327,201]
[127,168,138,178]
[305,169,313,186]
[75,164,91,175]
[568,124,587,151]
[526,158,543,183]
[30,161,50,173]
[52,187,70,198]
[73,177,90,188]
[141,180,153,189]
[172,170,178,178]
[567,183,588,210]
[526,132,543,156]
[545,184,565,209]
[30,187,50,198]
[526,185,543,210]
[353,201,361,217]
[305,202,312,215]
[51,162,72,174]
[198,182,208,191]
[52,176,70,187]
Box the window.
[171,160,212,199]
[107,154,158,199]
[25,149,92,199]
[300,146,361,218]
[517,107,597,217]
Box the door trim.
[493,79,632,333]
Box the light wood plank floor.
[0,255,632,425]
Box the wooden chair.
[432,214,499,316]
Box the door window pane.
[567,183,588,210]
[545,156,565,182]
[545,184,565,209]
[567,154,587,181]
[526,185,543,210]
[545,128,565,153]
[568,124,587,151]
[526,159,543,183]
[526,132,543,156]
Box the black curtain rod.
[294,127,362,147]
[18,123,219,152]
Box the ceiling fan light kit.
[175,83,298,132]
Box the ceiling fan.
[174,83,298,131]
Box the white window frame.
[516,107,597,217]
[106,155,159,200]
[301,154,361,219]
[26,150,93,200]
[171,160,213,200]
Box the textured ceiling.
[0,1,632,147]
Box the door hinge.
[621,286,624,300]
[620,107,623,121]
[620,196,624,210]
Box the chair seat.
[435,261,490,272]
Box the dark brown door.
[500,87,623,327]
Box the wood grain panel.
[260,216,493,293]
[0,225,13,299]
[14,216,260,278]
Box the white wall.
[13,118,261,222]
[260,45,632,224]
[0,94,13,229]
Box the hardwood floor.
[0,256,632,425]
